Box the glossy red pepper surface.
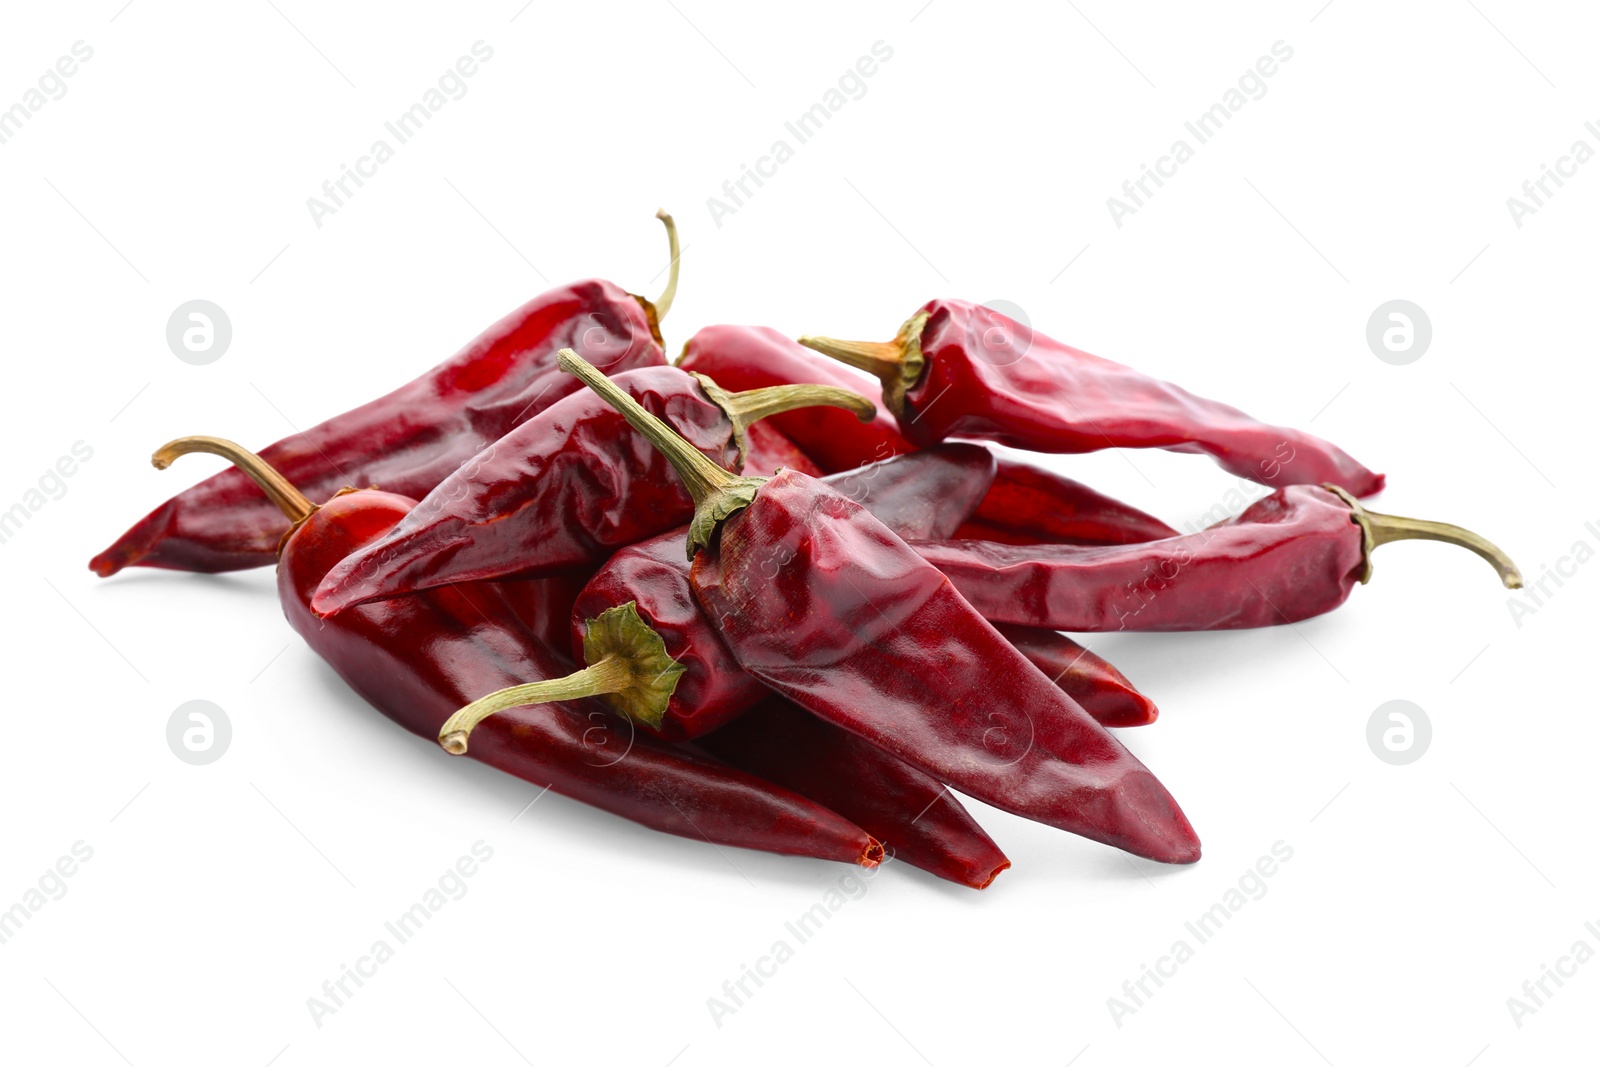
[92,281,664,577]
[678,324,1176,545]
[311,366,869,615]
[994,624,1158,728]
[277,489,878,865]
[916,485,1369,631]
[572,445,997,740]
[801,299,1385,496]
[690,469,1200,863]
[696,698,1010,889]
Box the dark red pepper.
[695,698,1011,889]
[310,366,875,615]
[90,215,682,578]
[151,436,884,868]
[560,350,1202,864]
[741,422,826,478]
[570,445,998,740]
[993,623,1157,728]
[800,300,1386,496]
[916,485,1522,631]
[677,324,1176,545]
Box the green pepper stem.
[439,601,687,752]
[796,335,903,379]
[798,309,930,417]
[439,656,633,755]
[558,349,766,556]
[652,209,680,321]
[690,373,876,469]
[1323,485,1523,589]
[153,436,316,524]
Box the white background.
[1,2,1595,1064]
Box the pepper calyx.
[581,601,689,731]
[690,372,876,471]
[798,308,929,418]
[1322,483,1523,589]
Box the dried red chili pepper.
[678,324,1176,544]
[915,485,1522,631]
[741,421,826,478]
[151,436,884,868]
[799,300,1385,496]
[310,366,875,615]
[993,624,1157,728]
[696,698,1011,889]
[571,445,998,740]
[90,214,682,578]
[559,349,1202,864]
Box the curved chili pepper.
[993,624,1157,728]
[570,445,998,740]
[150,436,884,868]
[309,366,876,615]
[696,698,1011,889]
[959,460,1176,546]
[800,300,1385,496]
[915,484,1522,631]
[558,349,1202,864]
[677,324,1175,544]
[89,214,682,578]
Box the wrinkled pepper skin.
[678,324,1175,545]
[312,367,746,615]
[691,469,1201,864]
[958,460,1176,546]
[91,281,664,577]
[853,300,1384,495]
[741,422,825,478]
[572,445,997,740]
[696,699,1011,889]
[279,488,883,867]
[915,485,1367,631]
[992,624,1157,728]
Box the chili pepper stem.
[798,310,929,416]
[439,601,687,753]
[558,349,767,557]
[1323,485,1523,588]
[152,436,316,524]
[689,373,876,469]
[652,210,680,321]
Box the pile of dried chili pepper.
[95,215,1522,889]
